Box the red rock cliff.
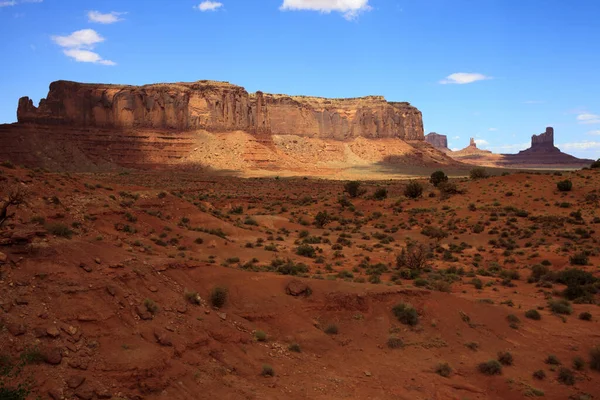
[17,80,424,140]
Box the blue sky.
[1,0,599,159]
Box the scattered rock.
[48,389,63,400]
[106,285,117,296]
[0,252,7,264]
[43,347,62,365]
[68,357,90,370]
[33,327,47,338]
[14,297,29,305]
[7,322,26,336]
[67,375,86,389]
[286,279,311,296]
[217,312,227,321]
[94,258,101,264]
[148,285,158,292]
[108,263,124,269]
[135,305,152,321]
[176,303,187,314]
[154,330,173,347]
[79,263,92,272]
[47,326,60,338]
[75,385,94,400]
[94,388,112,399]
[62,325,78,336]
[364,371,372,377]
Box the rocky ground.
[0,163,599,400]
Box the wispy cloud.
[1,0,41,7]
[587,130,600,136]
[577,113,600,125]
[474,139,489,147]
[87,11,126,24]
[488,142,529,153]
[439,72,491,85]
[194,1,223,11]
[51,29,115,66]
[558,141,600,150]
[280,0,372,20]
[488,128,497,131]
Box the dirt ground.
[0,164,599,400]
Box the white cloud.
[489,142,529,152]
[587,130,600,136]
[51,29,115,66]
[488,128,497,131]
[439,72,491,85]
[88,11,125,24]
[452,136,460,140]
[280,0,372,20]
[51,29,104,48]
[576,113,600,125]
[0,0,41,6]
[558,141,600,151]
[474,139,489,147]
[63,49,115,65]
[195,1,223,11]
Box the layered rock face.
[425,132,448,150]
[519,127,559,153]
[17,80,424,140]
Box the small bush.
[255,330,267,342]
[430,171,448,187]
[45,223,73,238]
[590,346,600,371]
[261,364,275,377]
[392,303,419,326]
[435,362,452,377]
[579,311,592,321]
[573,356,585,371]
[478,360,502,375]
[387,336,403,349]
[396,243,430,270]
[373,188,388,200]
[557,180,573,192]
[590,159,600,169]
[144,298,158,314]
[470,167,489,180]
[545,355,561,365]
[533,369,546,380]
[324,324,338,335]
[344,181,364,198]
[404,181,423,199]
[569,252,589,266]
[296,244,317,258]
[210,286,228,308]
[184,290,201,305]
[288,343,301,352]
[525,309,541,320]
[497,351,513,366]
[314,211,331,228]
[557,367,575,385]
[549,299,572,315]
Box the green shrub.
[404,181,423,199]
[324,324,338,335]
[45,223,73,238]
[373,188,388,200]
[557,367,575,385]
[255,330,267,342]
[590,346,600,371]
[545,354,561,365]
[478,360,502,375]
[210,286,228,308]
[497,351,513,366]
[314,211,331,228]
[344,181,364,198]
[387,336,403,349]
[549,299,572,315]
[533,369,546,380]
[573,356,585,371]
[261,364,275,377]
[569,252,589,266]
[396,243,430,270]
[470,167,489,180]
[557,180,573,192]
[430,171,448,187]
[435,362,452,377]
[296,244,317,258]
[144,298,158,314]
[525,309,541,320]
[590,159,600,169]
[184,290,201,305]
[288,343,301,352]
[392,303,419,326]
[579,312,592,321]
